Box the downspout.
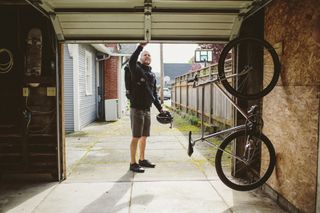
[95,54,111,121]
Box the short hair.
[140,50,151,60]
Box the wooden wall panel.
[264,0,320,212]
[263,86,319,212]
[265,0,320,86]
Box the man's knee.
[131,137,140,143]
[140,136,147,141]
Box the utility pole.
[160,43,164,103]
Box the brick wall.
[104,56,119,99]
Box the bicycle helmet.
[156,111,173,125]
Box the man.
[128,43,163,173]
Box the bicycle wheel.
[218,37,281,100]
[215,130,276,191]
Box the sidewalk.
[0,106,286,213]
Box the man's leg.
[138,111,155,168]
[139,136,147,161]
[130,137,140,164]
[140,110,150,161]
[138,136,155,168]
[130,136,144,172]
[129,108,145,173]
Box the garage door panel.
[152,22,233,30]
[45,0,145,9]
[57,13,144,22]
[152,13,237,23]
[36,0,257,41]
[152,29,230,36]
[63,29,144,37]
[62,22,144,29]
[46,0,251,10]
[153,0,252,9]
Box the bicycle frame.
[189,74,253,163]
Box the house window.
[85,50,93,95]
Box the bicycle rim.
[218,37,281,100]
[215,130,276,191]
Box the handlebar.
[187,74,198,83]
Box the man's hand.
[139,42,148,48]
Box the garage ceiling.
[26,0,269,42]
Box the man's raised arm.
[129,43,147,73]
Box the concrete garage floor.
[0,107,286,213]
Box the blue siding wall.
[79,45,97,129]
[63,45,74,132]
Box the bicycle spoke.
[234,158,261,177]
[236,72,249,94]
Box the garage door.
[27,0,269,42]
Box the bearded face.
[140,51,151,65]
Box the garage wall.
[0,5,59,178]
[0,7,21,131]
[263,0,320,212]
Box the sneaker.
[130,163,145,173]
[139,159,156,168]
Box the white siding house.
[63,45,74,132]
[64,44,134,133]
[64,44,98,133]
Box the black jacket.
[129,45,162,112]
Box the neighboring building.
[102,44,136,120]
[63,44,134,133]
[163,63,192,86]
[118,44,137,116]
[64,44,100,133]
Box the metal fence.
[171,60,233,126]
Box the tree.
[188,55,202,72]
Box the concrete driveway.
[0,107,286,213]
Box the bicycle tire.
[218,37,281,100]
[215,130,276,191]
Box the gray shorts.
[130,108,151,138]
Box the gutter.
[91,44,131,57]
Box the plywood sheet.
[264,1,320,211]
[265,0,320,86]
[263,86,319,212]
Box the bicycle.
[186,36,280,191]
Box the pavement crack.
[128,179,134,213]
